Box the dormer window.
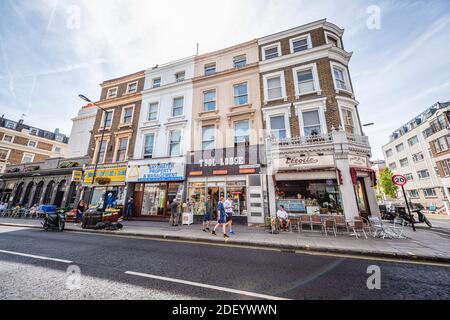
[204,63,216,76]
[175,71,185,82]
[107,87,118,98]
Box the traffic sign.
[392,174,407,187]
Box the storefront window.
[141,183,166,216]
[90,186,125,210]
[227,181,247,216]
[275,180,342,214]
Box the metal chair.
[299,215,311,232]
[334,215,349,233]
[310,215,323,231]
[289,217,300,233]
[351,219,368,239]
[324,219,337,237]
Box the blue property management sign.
[126,159,185,183]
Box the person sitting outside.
[276,205,290,231]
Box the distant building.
[0,116,69,173]
[66,104,97,158]
[382,101,450,214]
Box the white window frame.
[120,105,135,126]
[143,132,156,158]
[263,105,292,139]
[330,61,353,94]
[106,87,118,99]
[292,63,321,97]
[168,129,183,156]
[423,188,437,198]
[2,134,14,143]
[27,140,37,148]
[234,119,251,144]
[295,99,328,137]
[147,101,159,122]
[94,139,109,164]
[233,55,247,68]
[175,71,186,82]
[152,77,161,88]
[100,109,115,129]
[53,146,62,153]
[203,89,217,112]
[114,136,130,162]
[289,34,312,54]
[396,143,405,153]
[21,153,35,164]
[336,99,362,135]
[417,169,430,180]
[201,125,215,150]
[399,158,409,168]
[171,96,185,118]
[385,149,393,158]
[408,136,419,147]
[126,81,138,94]
[0,148,11,161]
[262,71,287,103]
[261,42,281,61]
[204,63,216,76]
[324,31,342,48]
[233,82,249,106]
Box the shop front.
[126,157,185,220]
[270,153,344,216]
[187,145,266,225]
[349,154,377,219]
[83,163,128,215]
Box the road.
[0,225,449,300]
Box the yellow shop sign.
[83,167,127,183]
[71,170,82,182]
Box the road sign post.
[392,175,416,232]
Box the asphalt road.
[0,225,449,300]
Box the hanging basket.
[95,177,111,185]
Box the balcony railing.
[346,133,370,146]
[269,133,333,148]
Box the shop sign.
[273,155,334,171]
[126,159,185,182]
[348,155,368,168]
[187,145,263,176]
[84,167,127,184]
[71,170,82,182]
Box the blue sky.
[0,0,449,159]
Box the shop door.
[355,177,371,219]
[208,186,224,219]
[133,184,144,217]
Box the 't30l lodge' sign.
[199,157,245,167]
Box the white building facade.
[66,104,97,159]
[128,57,195,219]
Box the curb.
[1,222,449,265]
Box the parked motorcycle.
[41,210,65,231]
[397,206,432,228]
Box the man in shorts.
[202,195,212,232]
[224,195,235,235]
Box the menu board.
[276,199,306,213]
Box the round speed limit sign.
[392,174,407,186]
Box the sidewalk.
[0,217,449,264]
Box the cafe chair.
[323,219,337,237]
[310,215,323,231]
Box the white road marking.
[0,250,72,264]
[125,271,290,300]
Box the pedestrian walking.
[224,195,235,235]
[169,198,180,226]
[211,196,229,238]
[202,195,212,232]
[125,197,134,220]
[75,199,86,224]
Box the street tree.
[379,168,398,199]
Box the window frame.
[175,71,186,83]
[115,136,129,162]
[106,87,118,99]
[2,134,14,143]
[324,31,342,48]
[171,96,185,118]
[204,63,216,76]
[268,114,288,140]
[95,139,109,164]
[261,43,281,60]
[233,55,247,68]
[100,109,114,129]
[262,71,287,103]
[143,133,156,158]
[0,148,10,161]
[233,82,249,106]
[385,149,393,158]
[120,105,135,126]
[201,125,215,150]
[168,130,182,156]
[203,90,217,112]
[417,169,430,180]
[27,140,38,148]
[399,158,409,168]
[289,34,312,53]
[152,78,161,88]
[21,153,35,164]
[408,135,419,147]
[330,61,353,94]
[234,119,250,144]
[423,188,437,198]
[292,63,321,97]
[147,101,159,122]
[126,81,138,94]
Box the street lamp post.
[78,94,108,204]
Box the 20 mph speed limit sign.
[392,174,407,186]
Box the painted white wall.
[66,104,97,158]
[134,57,195,159]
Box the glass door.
[355,177,370,218]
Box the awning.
[273,167,343,184]
[350,167,377,186]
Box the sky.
[0,0,449,160]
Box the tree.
[379,168,398,199]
